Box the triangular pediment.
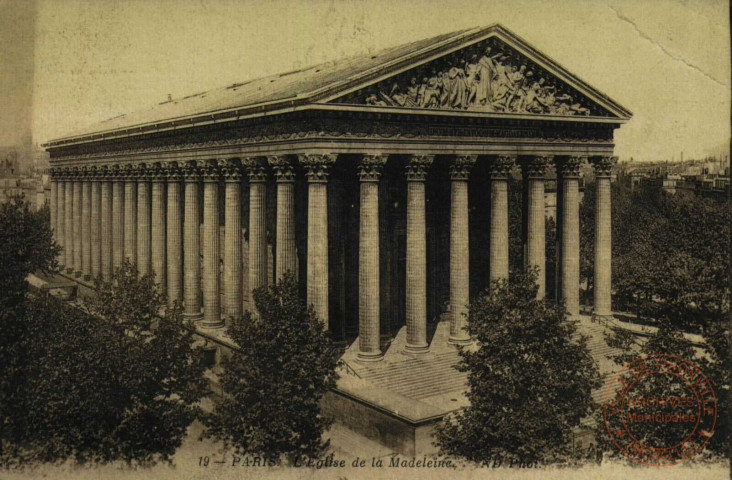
[324,26,630,119]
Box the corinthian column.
[201,160,223,328]
[56,170,66,266]
[405,155,433,353]
[592,156,615,320]
[111,166,125,271]
[223,159,243,319]
[520,156,549,298]
[183,161,202,320]
[357,154,387,361]
[449,155,476,345]
[556,156,583,318]
[300,153,336,328]
[137,164,152,276]
[166,162,184,307]
[64,168,74,272]
[100,166,113,280]
[246,158,268,311]
[270,156,297,281]
[50,170,57,244]
[151,163,167,290]
[90,167,102,279]
[73,170,82,277]
[123,165,138,265]
[489,155,513,284]
[81,168,92,280]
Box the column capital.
[109,165,124,182]
[97,165,111,181]
[49,167,61,180]
[519,155,551,178]
[555,156,585,178]
[590,155,617,177]
[222,158,243,183]
[300,153,336,183]
[182,161,202,183]
[200,159,221,183]
[149,162,166,183]
[449,155,477,180]
[243,157,268,183]
[268,155,296,183]
[489,155,515,179]
[136,162,153,181]
[79,166,91,182]
[121,163,139,181]
[162,161,183,182]
[358,154,388,182]
[406,155,434,181]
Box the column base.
[592,313,614,324]
[448,335,473,346]
[404,343,430,354]
[66,267,74,274]
[357,350,384,362]
[198,318,225,330]
[83,274,91,282]
[183,311,203,322]
[74,271,82,278]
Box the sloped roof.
[45,24,631,147]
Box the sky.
[2,0,729,162]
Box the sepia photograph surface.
[0,0,729,479]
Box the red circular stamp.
[603,354,717,466]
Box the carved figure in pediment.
[422,70,441,108]
[406,77,419,106]
[476,47,502,105]
[490,57,513,110]
[448,59,468,109]
[365,93,388,107]
[465,55,480,106]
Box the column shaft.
[124,177,137,264]
[276,181,296,280]
[57,178,65,265]
[357,155,386,360]
[223,161,242,319]
[64,178,73,271]
[137,176,151,276]
[91,175,101,279]
[50,178,57,244]
[405,155,432,353]
[521,156,548,298]
[101,177,113,280]
[82,178,91,278]
[73,179,82,276]
[184,166,202,319]
[112,177,125,271]
[593,157,615,318]
[151,174,166,290]
[167,169,184,307]
[449,156,475,345]
[489,156,513,283]
[202,163,222,328]
[558,157,582,317]
[247,164,268,310]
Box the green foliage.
[606,184,729,331]
[0,195,60,464]
[1,261,207,467]
[602,320,730,459]
[204,273,340,463]
[435,270,601,463]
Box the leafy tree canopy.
[436,270,601,463]
[204,273,340,464]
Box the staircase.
[349,350,467,400]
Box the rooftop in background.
[44,24,631,149]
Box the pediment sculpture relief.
[334,38,608,117]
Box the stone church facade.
[44,24,630,453]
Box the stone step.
[374,372,468,396]
[364,364,460,381]
[371,369,466,391]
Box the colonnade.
[49,153,615,361]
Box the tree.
[435,270,601,463]
[0,195,59,461]
[602,320,729,460]
[204,273,340,463]
[3,262,207,466]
